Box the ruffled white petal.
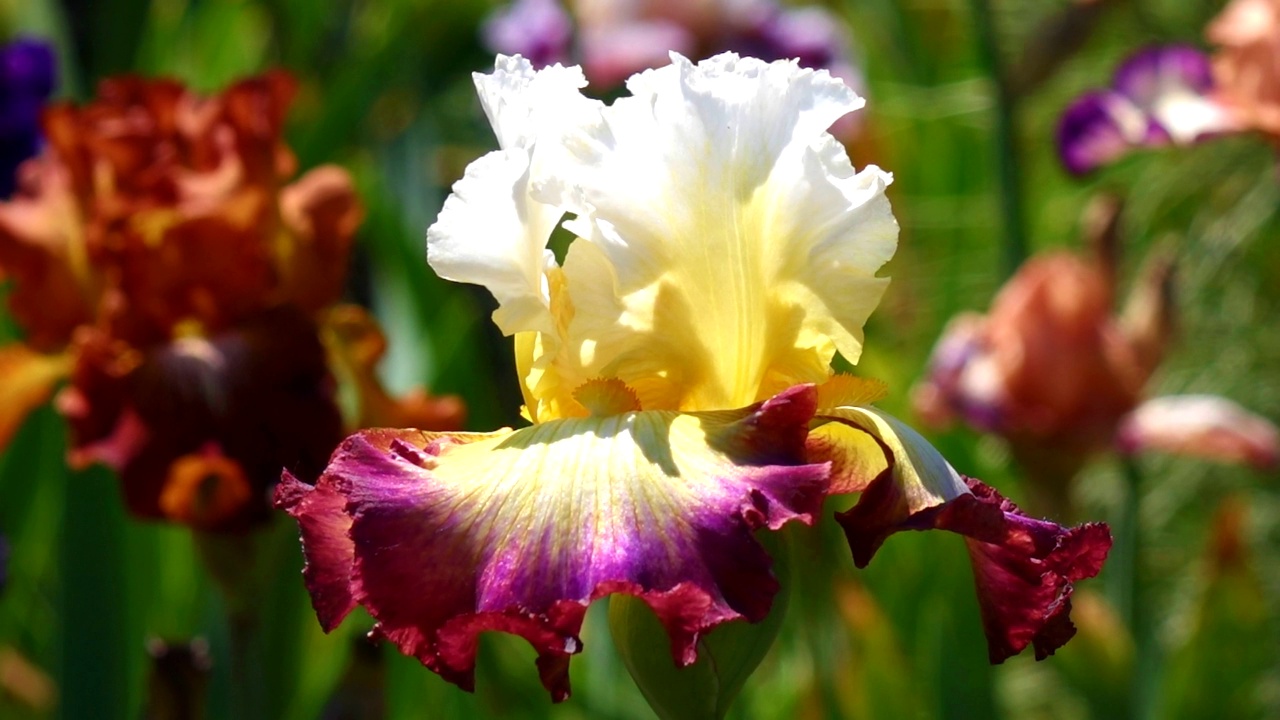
[426,55,599,337]
[544,52,896,412]
[433,52,898,420]
[427,148,559,335]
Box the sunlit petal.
[0,344,71,450]
[541,52,894,413]
[427,56,600,337]
[275,385,828,701]
[813,405,1111,663]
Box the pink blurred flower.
[1117,395,1279,470]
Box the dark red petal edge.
[274,470,356,631]
[835,473,1112,663]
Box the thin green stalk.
[228,609,266,720]
[967,0,1028,279]
[196,531,271,720]
[61,467,131,720]
[1108,460,1138,628]
[1113,456,1156,720]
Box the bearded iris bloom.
[913,196,1278,516]
[0,72,462,531]
[278,54,1111,702]
[1057,46,1237,175]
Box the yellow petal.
[0,345,71,450]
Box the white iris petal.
[427,56,599,337]
[431,52,899,421]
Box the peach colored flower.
[915,197,1276,511]
[913,198,1175,504]
[1207,0,1280,138]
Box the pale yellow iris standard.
[430,53,898,423]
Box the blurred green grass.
[1,0,1277,718]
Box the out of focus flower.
[1207,0,1280,138]
[482,0,865,137]
[0,646,55,714]
[1058,4,1280,174]
[0,72,462,531]
[483,0,574,70]
[913,197,1276,505]
[1057,45,1236,175]
[0,38,56,197]
[1117,395,1279,470]
[279,54,1109,704]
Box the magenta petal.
[275,470,356,632]
[1113,45,1215,105]
[278,385,829,701]
[1056,91,1158,175]
[836,473,1111,663]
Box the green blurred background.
[0,0,1276,718]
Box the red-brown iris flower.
[913,199,1276,509]
[0,72,463,531]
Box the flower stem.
[227,608,266,720]
[195,530,270,720]
[1113,456,1155,720]
[967,0,1028,279]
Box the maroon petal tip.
[837,471,1112,663]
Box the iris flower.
[1057,46,1237,175]
[278,54,1111,701]
[913,197,1278,518]
[1208,0,1280,140]
[0,72,462,531]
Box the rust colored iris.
[0,72,462,532]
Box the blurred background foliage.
[0,0,1276,718]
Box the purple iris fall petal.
[1057,90,1165,176]
[275,385,830,701]
[0,38,57,198]
[1057,45,1231,174]
[750,6,847,70]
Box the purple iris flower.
[0,38,57,198]
[482,0,574,69]
[1057,45,1236,175]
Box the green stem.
[60,467,130,720]
[967,0,1028,279]
[1113,456,1155,720]
[1109,460,1138,628]
[195,531,270,720]
[228,609,265,720]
